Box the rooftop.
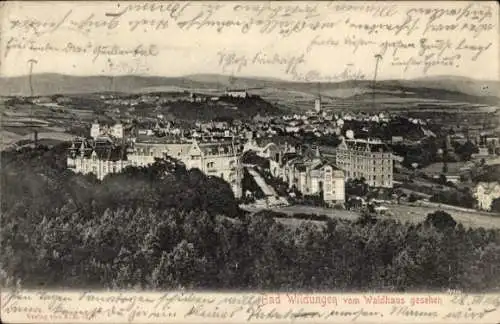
[343,138,392,153]
[197,141,242,156]
[136,135,190,144]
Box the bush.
[425,210,457,231]
[430,190,475,209]
[408,193,421,202]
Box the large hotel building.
[335,138,394,188]
[67,131,243,198]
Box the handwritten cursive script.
[0,1,497,80]
[2,291,500,323]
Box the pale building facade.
[335,137,394,188]
[474,182,500,211]
[67,140,131,180]
[224,89,248,98]
[90,121,124,139]
[127,139,192,166]
[243,139,285,159]
[270,148,345,205]
[185,141,243,198]
[68,131,243,198]
[128,137,243,198]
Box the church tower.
[314,82,322,113]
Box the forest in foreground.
[1,144,500,291]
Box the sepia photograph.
[1,0,499,308]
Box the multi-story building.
[68,128,244,198]
[185,140,243,198]
[335,137,394,188]
[128,136,192,166]
[224,89,248,98]
[128,136,244,198]
[91,121,124,139]
[269,147,345,205]
[67,139,131,180]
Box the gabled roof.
[69,138,127,161]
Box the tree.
[491,198,500,213]
[424,210,456,231]
[346,178,368,197]
[454,141,478,161]
[356,211,377,226]
[408,193,420,203]
[442,162,448,174]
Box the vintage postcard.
[0,0,499,323]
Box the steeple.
[315,82,322,113]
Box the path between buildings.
[247,167,277,197]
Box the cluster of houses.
[67,132,244,198]
[67,117,398,206]
[243,139,346,205]
[97,89,248,108]
[67,119,500,213]
[64,94,500,212]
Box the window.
[220,173,224,180]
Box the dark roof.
[345,140,392,153]
[198,142,240,156]
[282,152,298,164]
[312,161,328,170]
[296,164,307,172]
[69,139,127,161]
[136,135,188,144]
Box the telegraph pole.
[28,59,38,147]
[370,54,382,139]
[372,54,382,110]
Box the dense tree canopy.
[1,145,500,291]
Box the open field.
[387,203,500,229]
[0,130,74,151]
[421,162,471,175]
[244,202,500,229]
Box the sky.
[1,1,498,81]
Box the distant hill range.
[1,73,498,106]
